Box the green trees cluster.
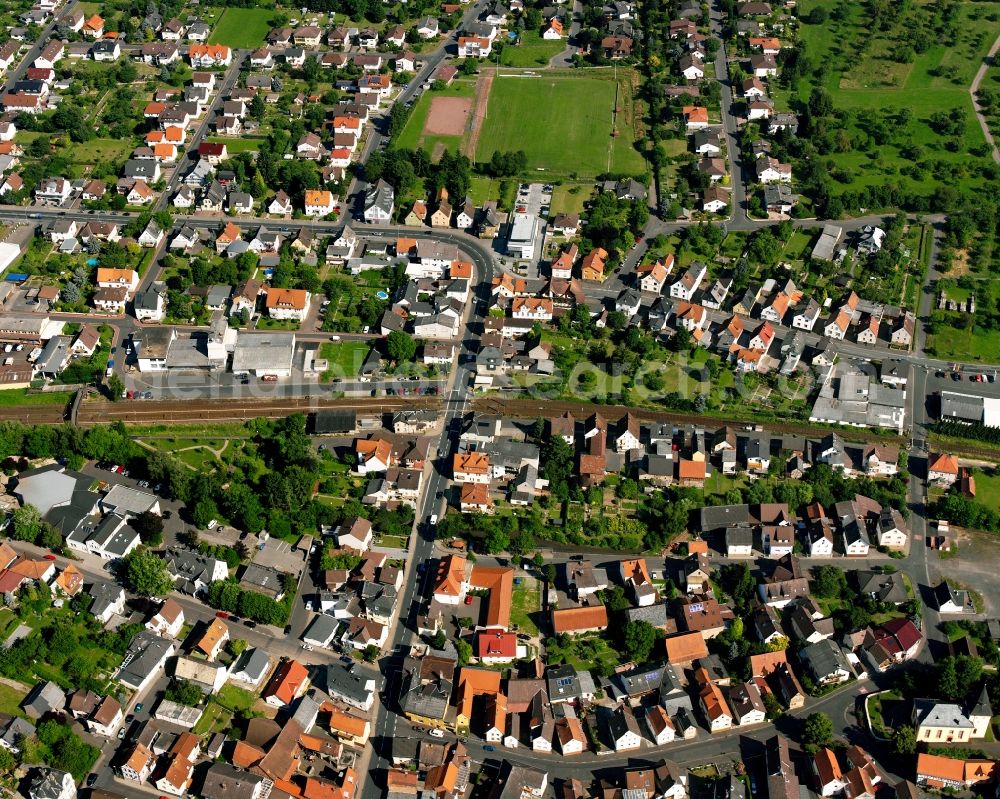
[30,720,100,780]
[931,493,1000,533]
[123,550,173,597]
[581,191,649,263]
[206,579,292,626]
[165,680,204,707]
[11,505,61,551]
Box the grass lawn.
[476,74,647,178]
[0,389,71,407]
[510,580,540,635]
[500,32,565,67]
[191,701,229,735]
[970,469,1000,514]
[174,447,221,471]
[0,681,27,717]
[205,137,264,153]
[216,683,257,712]
[320,341,371,381]
[207,7,274,47]
[927,324,1000,362]
[550,183,593,215]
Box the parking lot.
[515,182,553,217]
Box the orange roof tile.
[552,605,608,633]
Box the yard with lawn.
[476,73,647,178]
[191,684,258,736]
[0,389,72,407]
[967,469,1000,514]
[320,341,371,382]
[206,7,275,47]
[510,578,541,635]
[499,32,565,67]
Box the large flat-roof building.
[231,332,296,377]
[939,391,1000,428]
[506,212,543,259]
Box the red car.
[215,611,229,619]
[464,596,473,605]
[43,554,56,561]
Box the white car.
[429,729,445,738]
[207,519,218,530]
[302,643,314,651]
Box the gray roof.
[90,580,125,617]
[701,504,751,531]
[800,639,850,680]
[201,763,264,799]
[231,332,296,373]
[913,698,973,729]
[14,465,89,518]
[302,614,339,646]
[101,484,157,517]
[22,681,65,718]
[320,663,374,706]
[231,648,270,683]
[117,631,173,688]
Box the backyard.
[499,33,565,67]
[206,7,274,47]
[320,341,371,382]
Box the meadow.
[475,74,647,178]
[207,7,274,48]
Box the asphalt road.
[1,4,70,94]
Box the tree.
[622,620,656,663]
[385,330,417,363]
[228,638,248,657]
[893,724,916,755]
[107,373,124,400]
[801,712,834,753]
[131,510,164,546]
[455,639,472,666]
[123,549,173,597]
[762,691,783,719]
[432,629,447,649]
[165,679,204,707]
[11,504,42,543]
[811,565,845,598]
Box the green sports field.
[207,7,273,48]
[475,74,646,178]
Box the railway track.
[75,395,443,426]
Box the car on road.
[43,554,55,561]
[243,620,256,629]
[302,643,314,651]
[207,519,218,529]
[125,714,134,724]
[483,745,495,752]
[952,372,962,380]
[215,611,229,619]
[117,728,126,739]
[340,655,353,664]
[429,729,444,738]
[86,775,97,787]
[135,703,143,712]
[464,596,473,605]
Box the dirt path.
[970,33,1000,164]
[464,72,494,159]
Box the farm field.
[475,74,646,178]
[207,7,274,48]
